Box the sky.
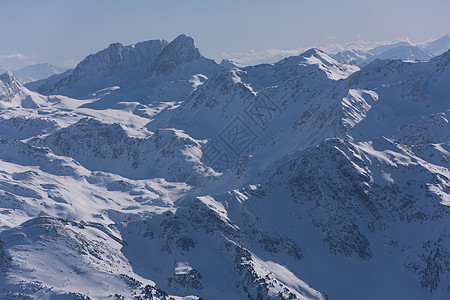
[0,0,449,69]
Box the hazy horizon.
[1,0,449,69]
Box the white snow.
[0,34,449,299]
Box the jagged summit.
[28,34,219,100]
[0,71,47,108]
[29,38,169,97]
[54,34,203,81]
[0,71,17,84]
[0,72,21,102]
[148,34,214,76]
[160,34,203,63]
[71,38,168,79]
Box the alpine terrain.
[0,34,449,300]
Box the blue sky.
[0,0,449,69]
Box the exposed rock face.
[0,72,20,102]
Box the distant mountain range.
[0,34,449,299]
[11,63,68,84]
[331,34,450,66]
[0,63,68,84]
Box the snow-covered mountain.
[13,63,68,84]
[26,35,220,107]
[331,49,374,66]
[333,44,434,66]
[0,35,449,300]
[331,35,450,66]
[0,72,48,108]
[421,33,450,55]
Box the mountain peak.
[147,34,209,76]
[104,42,124,55]
[0,71,16,84]
[0,71,22,103]
[300,47,325,57]
[170,34,196,48]
[298,47,336,63]
[277,48,328,66]
[107,42,123,49]
[219,59,244,69]
[173,34,192,44]
[158,34,203,63]
[274,47,360,80]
